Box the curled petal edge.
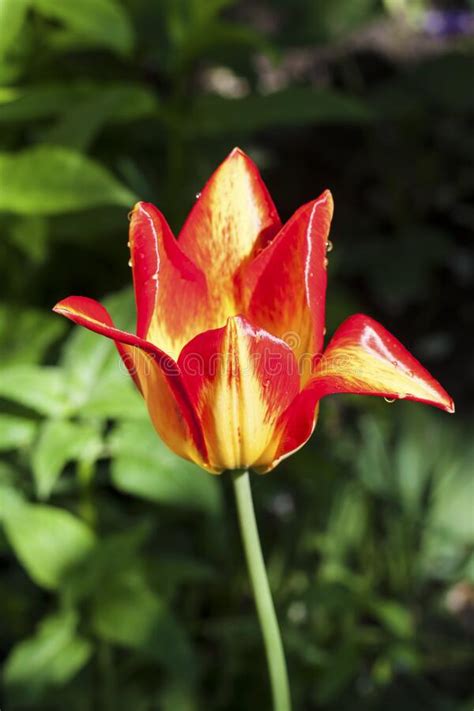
[52,295,210,469]
[255,313,454,473]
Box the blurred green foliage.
[0,0,473,709]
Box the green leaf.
[32,0,134,56]
[3,610,92,703]
[92,572,167,649]
[175,20,269,71]
[61,524,153,602]
[356,415,393,496]
[79,369,144,419]
[8,214,49,263]
[371,599,414,639]
[0,81,156,123]
[0,414,37,451]
[427,455,474,547]
[0,365,68,416]
[191,87,373,135]
[32,419,102,500]
[0,146,136,214]
[59,288,142,417]
[92,570,195,672]
[2,502,96,589]
[0,83,89,122]
[109,420,221,514]
[42,84,159,151]
[0,0,28,56]
[161,683,198,711]
[321,483,367,561]
[0,305,65,365]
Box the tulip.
[53,148,454,711]
[54,148,454,474]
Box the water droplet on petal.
[391,359,398,367]
[323,257,329,270]
[128,258,133,267]
[127,210,133,222]
[151,273,158,281]
[326,240,333,253]
[127,241,131,248]
[195,192,201,200]
[384,397,396,404]
[323,327,327,335]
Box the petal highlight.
[241,190,333,376]
[178,315,300,472]
[311,314,455,412]
[257,311,455,473]
[53,296,209,467]
[129,202,214,359]
[178,148,281,317]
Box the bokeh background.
[0,0,473,709]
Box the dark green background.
[0,1,473,709]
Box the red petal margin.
[256,312,454,473]
[178,315,300,473]
[310,314,455,412]
[129,202,214,359]
[178,148,281,317]
[241,190,333,377]
[52,296,209,468]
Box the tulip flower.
[53,148,454,474]
[53,148,454,711]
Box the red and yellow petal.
[178,148,281,318]
[256,312,454,473]
[254,394,321,474]
[310,314,455,411]
[178,315,300,472]
[129,202,215,359]
[52,296,209,467]
[241,190,333,377]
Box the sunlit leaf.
[0,305,65,365]
[0,0,28,56]
[59,288,141,417]
[109,420,221,514]
[0,365,68,416]
[32,419,103,500]
[32,0,134,56]
[0,146,136,214]
[3,610,92,703]
[371,599,414,639]
[0,414,37,451]
[1,501,96,589]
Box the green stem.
[232,470,291,711]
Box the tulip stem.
[232,470,291,711]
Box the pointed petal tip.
[446,398,455,414]
[226,147,256,167]
[52,298,71,315]
[323,187,334,205]
[131,200,154,218]
[314,313,455,416]
[317,188,334,217]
